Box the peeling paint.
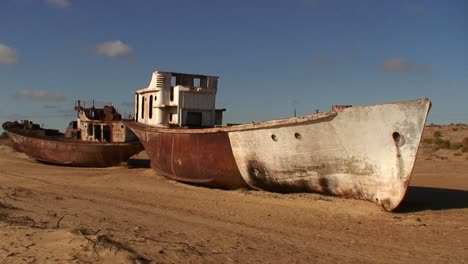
[128,97,432,211]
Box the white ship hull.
[228,98,431,210]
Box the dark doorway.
[186,112,202,127]
[94,125,102,142]
[103,125,111,142]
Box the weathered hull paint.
[229,99,431,210]
[128,98,431,210]
[5,131,143,167]
[127,124,249,189]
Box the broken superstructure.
[2,100,142,167]
[65,100,138,143]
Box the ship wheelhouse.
[134,71,224,128]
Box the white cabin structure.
[135,71,223,127]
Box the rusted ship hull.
[127,98,431,211]
[3,129,142,167]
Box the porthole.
[392,131,405,147]
[271,134,278,141]
[294,133,302,139]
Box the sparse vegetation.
[422,138,433,144]
[425,136,468,152]
[432,154,448,160]
[424,128,468,152]
[433,137,451,150]
[462,137,468,153]
[433,131,443,138]
[450,142,462,150]
[0,132,13,147]
[0,132,8,139]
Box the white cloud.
[94,40,132,59]
[46,0,70,8]
[380,58,430,73]
[0,43,19,65]
[15,90,66,102]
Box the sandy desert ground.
[0,125,467,263]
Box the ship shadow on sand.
[126,158,151,169]
[396,186,468,212]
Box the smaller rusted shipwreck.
[126,70,432,211]
[2,101,142,167]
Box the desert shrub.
[433,131,443,137]
[0,132,13,147]
[422,138,433,144]
[433,137,451,150]
[0,132,8,139]
[432,154,448,160]
[450,142,462,150]
[452,127,459,131]
[462,137,468,153]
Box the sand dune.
[0,126,467,263]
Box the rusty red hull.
[4,129,143,167]
[126,121,249,189]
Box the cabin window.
[87,124,93,136]
[169,113,173,122]
[135,95,139,122]
[141,96,145,119]
[194,78,200,87]
[170,86,174,102]
[149,95,153,119]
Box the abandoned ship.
[125,70,431,211]
[2,100,143,167]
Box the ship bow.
[228,98,432,211]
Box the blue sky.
[0,0,467,131]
